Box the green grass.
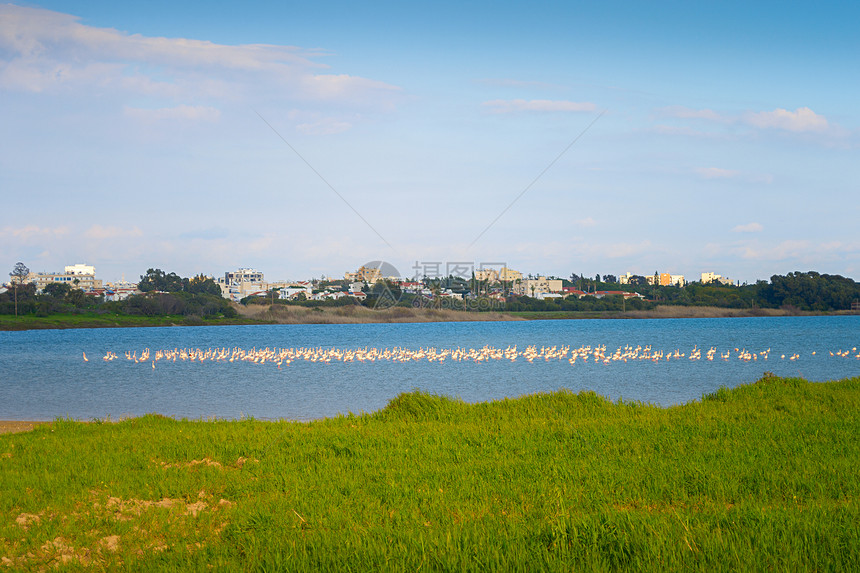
[2,375,859,570]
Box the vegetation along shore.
[2,269,858,330]
[1,374,858,570]
[1,305,855,331]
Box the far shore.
[0,304,856,331]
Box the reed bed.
[1,374,858,570]
[240,303,519,324]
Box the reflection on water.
[1,316,858,421]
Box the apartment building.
[344,265,383,284]
[474,268,499,282]
[217,268,267,301]
[513,277,563,296]
[498,267,522,282]
[26,264,103,292]
[701,272,732,285]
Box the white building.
[217,268,268,301]
[279,284,314,300]
[223,268,264,284]
[64,263,96,276]
[27,263,103,292]
[701,272,732,285]
[103,282,142,301]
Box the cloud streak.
[124,104,221,122]
[482,99,596,113]
[732,223,764,233]
[743,107,829,133]
[83,225,144,240]
[696,167,740,179]
[661,105,837,136]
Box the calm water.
[1,316,858,421]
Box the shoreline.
[0,305,856,331]
[0,421,51,434]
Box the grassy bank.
[2,375,858,570]
[235,303,518,324]
[0,305,518,331]
[5,304,847,331]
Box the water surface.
[1,316,857,421]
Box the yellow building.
[344,265,383,284]
[474,268,500,282]
[498,267,522,282]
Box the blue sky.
[2,1,858,283]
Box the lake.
[1,316,858,421]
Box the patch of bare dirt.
[155,456,258,469]
[41,536,91,567]
[0,421,49,435]
[99,535,120,553]
[15,512,42,528]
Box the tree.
[139,268,185,292]
[9,262,29,317]
[187,274,221,296]
[43,282,71,300]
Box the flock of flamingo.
[82,344,860,369]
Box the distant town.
[4,261,858,320]
[4,262,738,303]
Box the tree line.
[1,266,235,319]
[4,264,859,318]
[621,271,860,311]
[258,271,860,313]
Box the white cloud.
[301,74,400,101]
[296,117,353,135]
[83,225,143,240]
[482,99,596,113]
[0,5,322,74]
[0,225,70,241]
[661,106,723,121]
[124,104,221,122]
[696,167,740,179]
[0,4,400,115]
[574,217,598,228]
[659,104,836,136]
[743,107,829,133]
[732,222,763,233]
[652,125,726,139]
